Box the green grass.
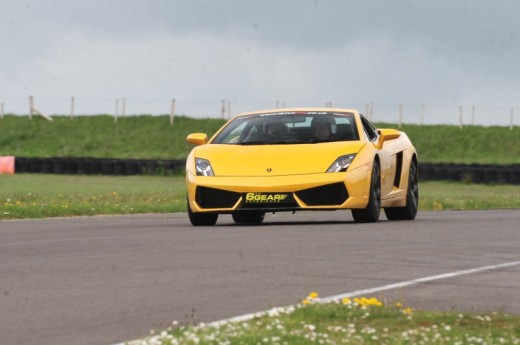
[377,122,520,164]
[0,115,226,159]
[1,115,519,163]
[133,296,520,345]
[0,174,186,219]
[419,181,520,210]
[1,175,519,220]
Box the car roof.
[234,108,360,118]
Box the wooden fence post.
[170,99,176,125]
[29,96,34,119]
[510,107,514,130]
[70,97,75,119]
[28,96,52,121]
[459,106,463,129]
[114,98,119,123]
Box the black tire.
[15,157,30,173]
[187,198,218,226]
[232,212,265,225]
[385,160,419,221]
[352,161,381,223]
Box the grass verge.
[0,174,186,219]
[132,294,520,345]
[1,175,519,220]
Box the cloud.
[1,0,519,124]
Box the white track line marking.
[115,260,520,344]
[211,261,520,327]
[320,260,520,303]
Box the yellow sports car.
[186,108,418,226]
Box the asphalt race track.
[1,210,519,345]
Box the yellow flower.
[301,291,319,305]
[402,307,414,315]
[367,297,383,307]
[342,297,352,305]
[308,292,319,299]
[433,202,444,210]
[352,297,383,307]
[395,302,403,309]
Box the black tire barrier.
[89,159,102,174]
[14,157,30,173]
[508,168,520,184]
[113,161,127,175]
[13,157,517,184]
[126,160,139,175]
[77,158,90,174]
[101,160,114,175]
[53,158,67,174]
[29,159,42,173]
[65,158,79,174]
[418,163,520,184]
[41,159,54,174]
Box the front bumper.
[186,165,372,213]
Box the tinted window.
[360,115,378,142]
[211,111,359,145]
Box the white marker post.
[459,106,463,129]
[70,97,75,119]
[170,98,176,125]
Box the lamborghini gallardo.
[186,108,418,226]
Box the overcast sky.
[1,0,519,124]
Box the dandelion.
[308,291,319,299]
[302,291,320,304]
[402,307,414,315]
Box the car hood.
[192,141,366,176]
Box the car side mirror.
[186,133,208,146]
[376,129,401,149]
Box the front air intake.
[195,186,241,209]
[295,183,348,206]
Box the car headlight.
[326,154,356,173]
[195,158,215,176]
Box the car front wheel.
[187,198,218,226]
[352,161,381,223]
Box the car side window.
[360,115,378,142]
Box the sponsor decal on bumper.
[244,192,294,204]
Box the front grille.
[295,183,348,206]
[195,186,241,209]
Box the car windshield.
[211,111,359,145]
